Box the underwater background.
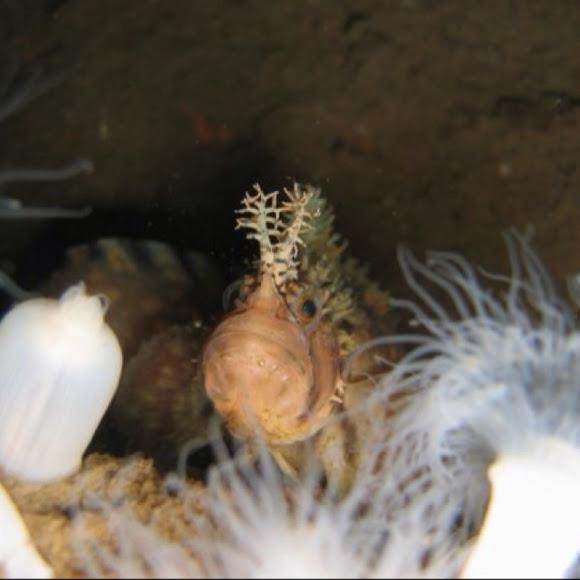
[2,0,580,298]
[2,2,580,577]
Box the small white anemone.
[0,282,122,482]
[371,230,580,578]
[0,480,53,578]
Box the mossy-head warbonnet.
[202,184,343,445]
[202,183,393,449]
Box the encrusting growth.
[235,184,316,288]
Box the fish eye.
[301,299,317,319]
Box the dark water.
[2,0,580,298]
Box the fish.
[202,183,398,480]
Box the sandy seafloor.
[1,0,580,576]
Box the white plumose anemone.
[74,435,470,579]
[190,417,487,578]
[371,231,580,578]
[198,456,366,578]
[0,283,122,482]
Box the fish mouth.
[202,327,313,421]
[203,324,310,377]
